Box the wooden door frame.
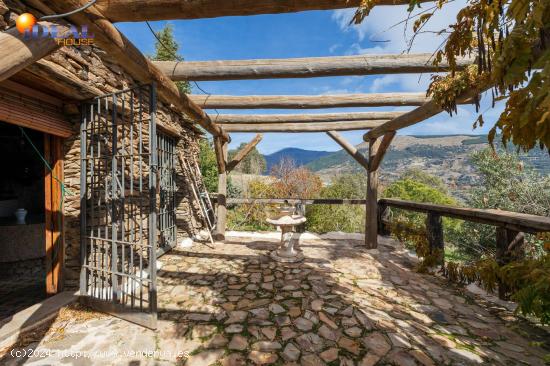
[44,134,64,295]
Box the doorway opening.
[0,121,46,322]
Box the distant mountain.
[304,134,550,200]
[263,148,332,174]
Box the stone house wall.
[1,0,208,290]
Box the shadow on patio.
[2,233,549,365]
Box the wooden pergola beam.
[0,22,70,83]
[214,137,228,240]
[96,0,428,22]
[153,54,472,81]
[326,131,369,170]
[214,112,405,124]
[47,0,229,141]
[364,89,482,140]
[221,120,387,133]
[366,137,382,249]
[190,93,431,109]
[226,134,263,172]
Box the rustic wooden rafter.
[326,131,369,170]
[0,22,70,83]
[221,120,388,133]
[46,0,229,141]
[95,0,430,22]
[214,112,405,124]
[190,93,431,109]
[226,134,263,172]
[153,54,473,81]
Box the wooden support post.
[214,138,228,240]
[366,138,381,248]
[369,131,396,171]
[326,131,369,170]
[226,134,263,172]
[45,135,64,295]
[426,212,444,267]
[377,202,390,236]
[496,227,525,299]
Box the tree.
[152,24,191,94]
[354,1,549,152]
[228,143,266,175]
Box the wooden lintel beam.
[221,120,387,133]
[47,0,229,141]
[153,54,473,81]
[190,93,431,109]
[369,131,396,171]
[96,0,429,22]
[226,134,263,172]
[326,131,369,170]
[214,112,405,124]
[0,22,70,83]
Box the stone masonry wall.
[2,0,208,290]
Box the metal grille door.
[80,84,158,329]
[157,132,177,253]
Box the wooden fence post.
[425,212,444,267]
[214,138,228,240]
[495,227,525,299]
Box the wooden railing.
[224,198,366,205]
[378,198,550,298]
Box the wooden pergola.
[0,0,481,248]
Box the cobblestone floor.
[2,234,549,365]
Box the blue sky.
[117,2,503,154]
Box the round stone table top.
[266,215,307,227]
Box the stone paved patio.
[2,233,549,365]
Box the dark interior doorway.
[0,121,47,322]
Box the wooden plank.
[223,198,367,205]
[153,54,472,81]
[379,198,550,233]
[47,0,229,141]
[369,131,396,171]
[426,212,444,266]
[96,0,427,22]
[221,120,387,132]
[366,138,381,248]
[52,136,65,293]
[0,22,70,83]
[214,112,405,123]
[226,134,263,172]
[190,93,431,109]
[326,130,369,170]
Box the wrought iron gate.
[157,132,177,253]
[80,84,158,329]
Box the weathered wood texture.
[153,54,472,81]
[45,134,65,295]
[47,0,228,141]
[215,112,405,123]
[366,138,381,248]
[215,139,228,240]
[495,228,525,299]
[96,0,426,22]
[221,120,387,132]
[226,134,263,172]
[326,130,369,170]
[379,198,550,233]
[426,212,444,266]
[190,93,431,109]
[0,22,70,83]
[369,131,396,171]
[364,88,482,139]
